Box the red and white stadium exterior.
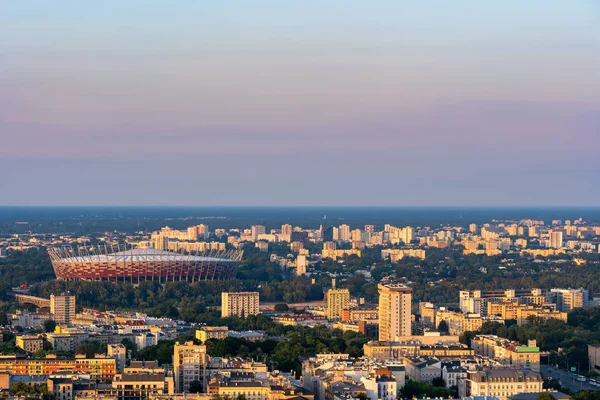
[48,245,243,282]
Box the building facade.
[378,284,412,341]
[173,342,208,394]
[221,292,260,318]
[326,289,350,320]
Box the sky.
[1,1,599,206]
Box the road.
[540,366,598,392]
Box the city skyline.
[2,1,600,206]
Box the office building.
[221,292,260,318]
[378,283,412,341]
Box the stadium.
[48,245,243,282]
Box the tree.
[537,393,556,400]
[121,338,137,358]
[274,303,289,312]
[75,341,106,358]
[432,376,446,387]
[188,380,203,393]
[459,331,477,346]
[438,320,449,334]
[43,319,57,333]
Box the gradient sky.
[2,1,599,206]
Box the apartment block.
[326,289,350,320]
[173,341,208,393]
[460,369,543,400]
[471,335,540,371]
[221,292,260,318]
[378,284,412,341]
[196,326,229,342]
[15,335,43,353]
[50,293,76,324]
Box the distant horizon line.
[1,205,599,209]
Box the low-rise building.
[15,335,44,353]
[196,326,229,343]
[471,335,540,372]
[402,357,442,383]
[442,364,467,388]
[0,354,116,382]
[460,369,543,400]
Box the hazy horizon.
[2,1,599,206]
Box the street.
[540,366,598,392]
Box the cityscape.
[1,211,600,400]
[2,1,600,400]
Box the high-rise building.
[378,283,412,341]
[187,226,199,241]
[251,225,266,241]
[197,224,209,239]
[469,224,477,233]
[323,241,337,251]
[221,292,260,318]
[339,225,351,242]
[332,227,339,241]
[400,226,414,244]
[326,289,350,320]
[281,224,293,241]
[50,293,76,324]
[154,235,170,250]
[296,255,307,275]
[549,230,563,249]
[173,341,208,393]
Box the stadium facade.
[48,245,243,282]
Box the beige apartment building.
[471,335,540,371]
[196,326,229,342]
[221,292,260,318]
[326,289,350,320]
[173,342,208,393]
[50,293,76,324]
[378,283,412,341]
[460,369,543,400]
[15,335,43,353]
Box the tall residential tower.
[378,283,412,341]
